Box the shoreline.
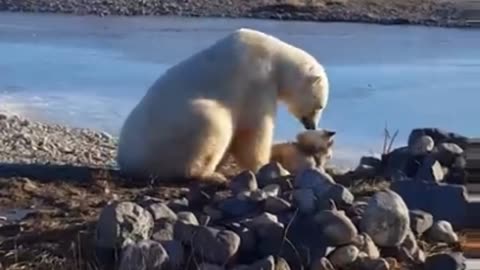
[0,0,478,28]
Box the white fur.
[116,28,329,180]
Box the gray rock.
[327,245,359,268]
[233,256,275,270]
[356,257,389,270]
[360,190,410,247]
[264,196,292,214]
[294,168,335,197]
[230,170,258,195]
[246,213,285,256]
[382,147,412,178]
[242,189,268,202]
[314,210,358,246]
[310,257,334,270]
[293,189,317,214]
[177,211,199,225]
[203,205,223,221]
[257,162,291,189]
[145,203,177,221]
[415,156,445,182]
[160,240,184,270]
[428,220,459,244]
[191,226,241,265]
[409,135,434,155]
[436,142,464,166]
[226,223,256,254]
[409,209,433,236]
[198,263,225,270]
[119,240,168,270]
[424,252,466,270]
[151,219,175,242]
[263,184,281,197]
[400,230,425,263]
[408,128,468,150]
[218,197,258,218]
[96,202,153,249]
[359,156,382,170]
[167,198,189,212]
[353,233,380,259]
[320,184,354,208]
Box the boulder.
[409,209,433,236]
[257,162,291,189]
[327,245,359,268]
[360,190,410,247]
[230,170,258,195]
[424,252,466,270]
[314,210,358,246]
[427,220,459,244]
[119,240,168,270]
[96,202,154,250]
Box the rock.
[293,189,317,214]
[242,189,268,202]
[264,196,292,214]
[310,257,334,270]
[424,252,466,270]
[436,142,464,166]
[96,202,154,249]
[119,240,168,270]
[218,197,258,218]
[145,203,177,221]
[186,186,212,207]
[167,198,189,212]
[177,211,199,225]
[203,205,223,221]
[353,233,380,259]
[263,184,281,197]
[198,263,225,270]
[230,170,258,195]
[382,147,416,178]
[257,162,291,189]
[359,156,382,170]
[275,257,291,270]
[415,156,444,182]
[391,180,468,228]
[428,220,459,243]
[246,213,284,256]
[160,240,184,270]
[319,184,354,208]
[409,135,434,155]
[400,230,425,263]
[327,245,359,268]
[294,167,335,196]
[356,257,390,270]
[225,223,256,254]
[233,256,275,270]
[190,226,241,265]
[314,210,358,246]
[445,167,467,185]
[408,128,468,149]
[360,190,410,247]
[151,219,175,242]
[409,209,433,236]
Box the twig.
[387,129,399,154]
[278,208,299,257]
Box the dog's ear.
[325,130,336,138]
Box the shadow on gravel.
[0,162,120,183]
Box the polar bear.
[271,129,336,174]
[116,28,329,181]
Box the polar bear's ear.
[307,75,322,84]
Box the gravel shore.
[0,0,476,28]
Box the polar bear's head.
[278,57,329,130]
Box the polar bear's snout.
[301,116,316,130]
